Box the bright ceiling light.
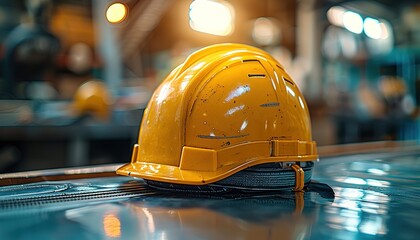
[327,6,392,42]
[379,22,390,39]
[106,3,128,23]
[364,17,382,39]
[189,0,234,36]
[343,11,363,34]
[365,19,393,54]
[327,6,346,27]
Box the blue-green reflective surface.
[0,150,420,239]
[312,152,420,240]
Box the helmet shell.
[117,43,317,185]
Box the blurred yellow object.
[73,80,111,120]
[379,76,407,98]
[106,3,127,23]
[117,43,317,190]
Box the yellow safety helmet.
[72,80,111,120]
[117,43,317,191]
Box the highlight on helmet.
[117,43,318,192]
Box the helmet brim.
[117,153,318,185]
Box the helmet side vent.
[248,74,266,78]
[242,59,260,63]
[276,64,284,70]
[282,76,295,86]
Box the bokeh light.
[343,11,363,34]
[364,18,382,39]
[106,3,127,23]
[189,0,234,36]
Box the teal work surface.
[0,147,419,239]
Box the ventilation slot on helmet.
[276,64,284,70]
[282,76,295,85]
[242,59,260,63]
[248,74,266,78]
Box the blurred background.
[0,0,419,173]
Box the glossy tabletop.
[0,147,419,240]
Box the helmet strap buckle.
[291,164,305,192]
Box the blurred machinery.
[1,0,60,99]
